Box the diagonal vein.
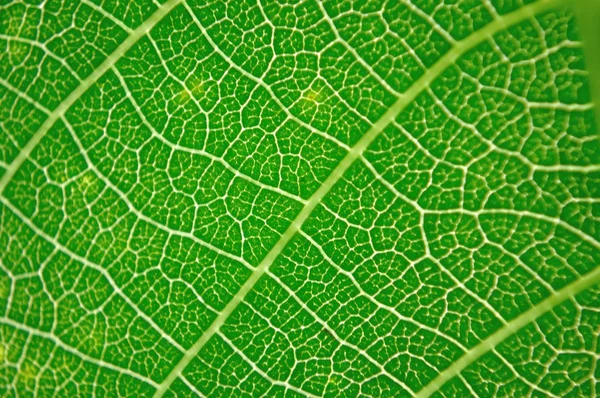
[153,0,563,395]
[414,265,600,398]
[0,0,183,197]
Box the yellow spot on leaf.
[189,78,205,97]
[79,173,95,191]
[328,374,342,386]
[19,363,37,380]
[177,76,205,105]
[303,88,322,103]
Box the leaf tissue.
[0,0,599,396]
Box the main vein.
[153,0,563,394]
[0,0,183,196]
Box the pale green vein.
[415,265,600,398]
[153,0,563,395]
[0,0,183,197]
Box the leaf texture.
[0,0,599,396]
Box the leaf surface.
[0,0,599,396]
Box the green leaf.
[1,0,599,396]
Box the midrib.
[154,0,565,395]
[0,0,183,196]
